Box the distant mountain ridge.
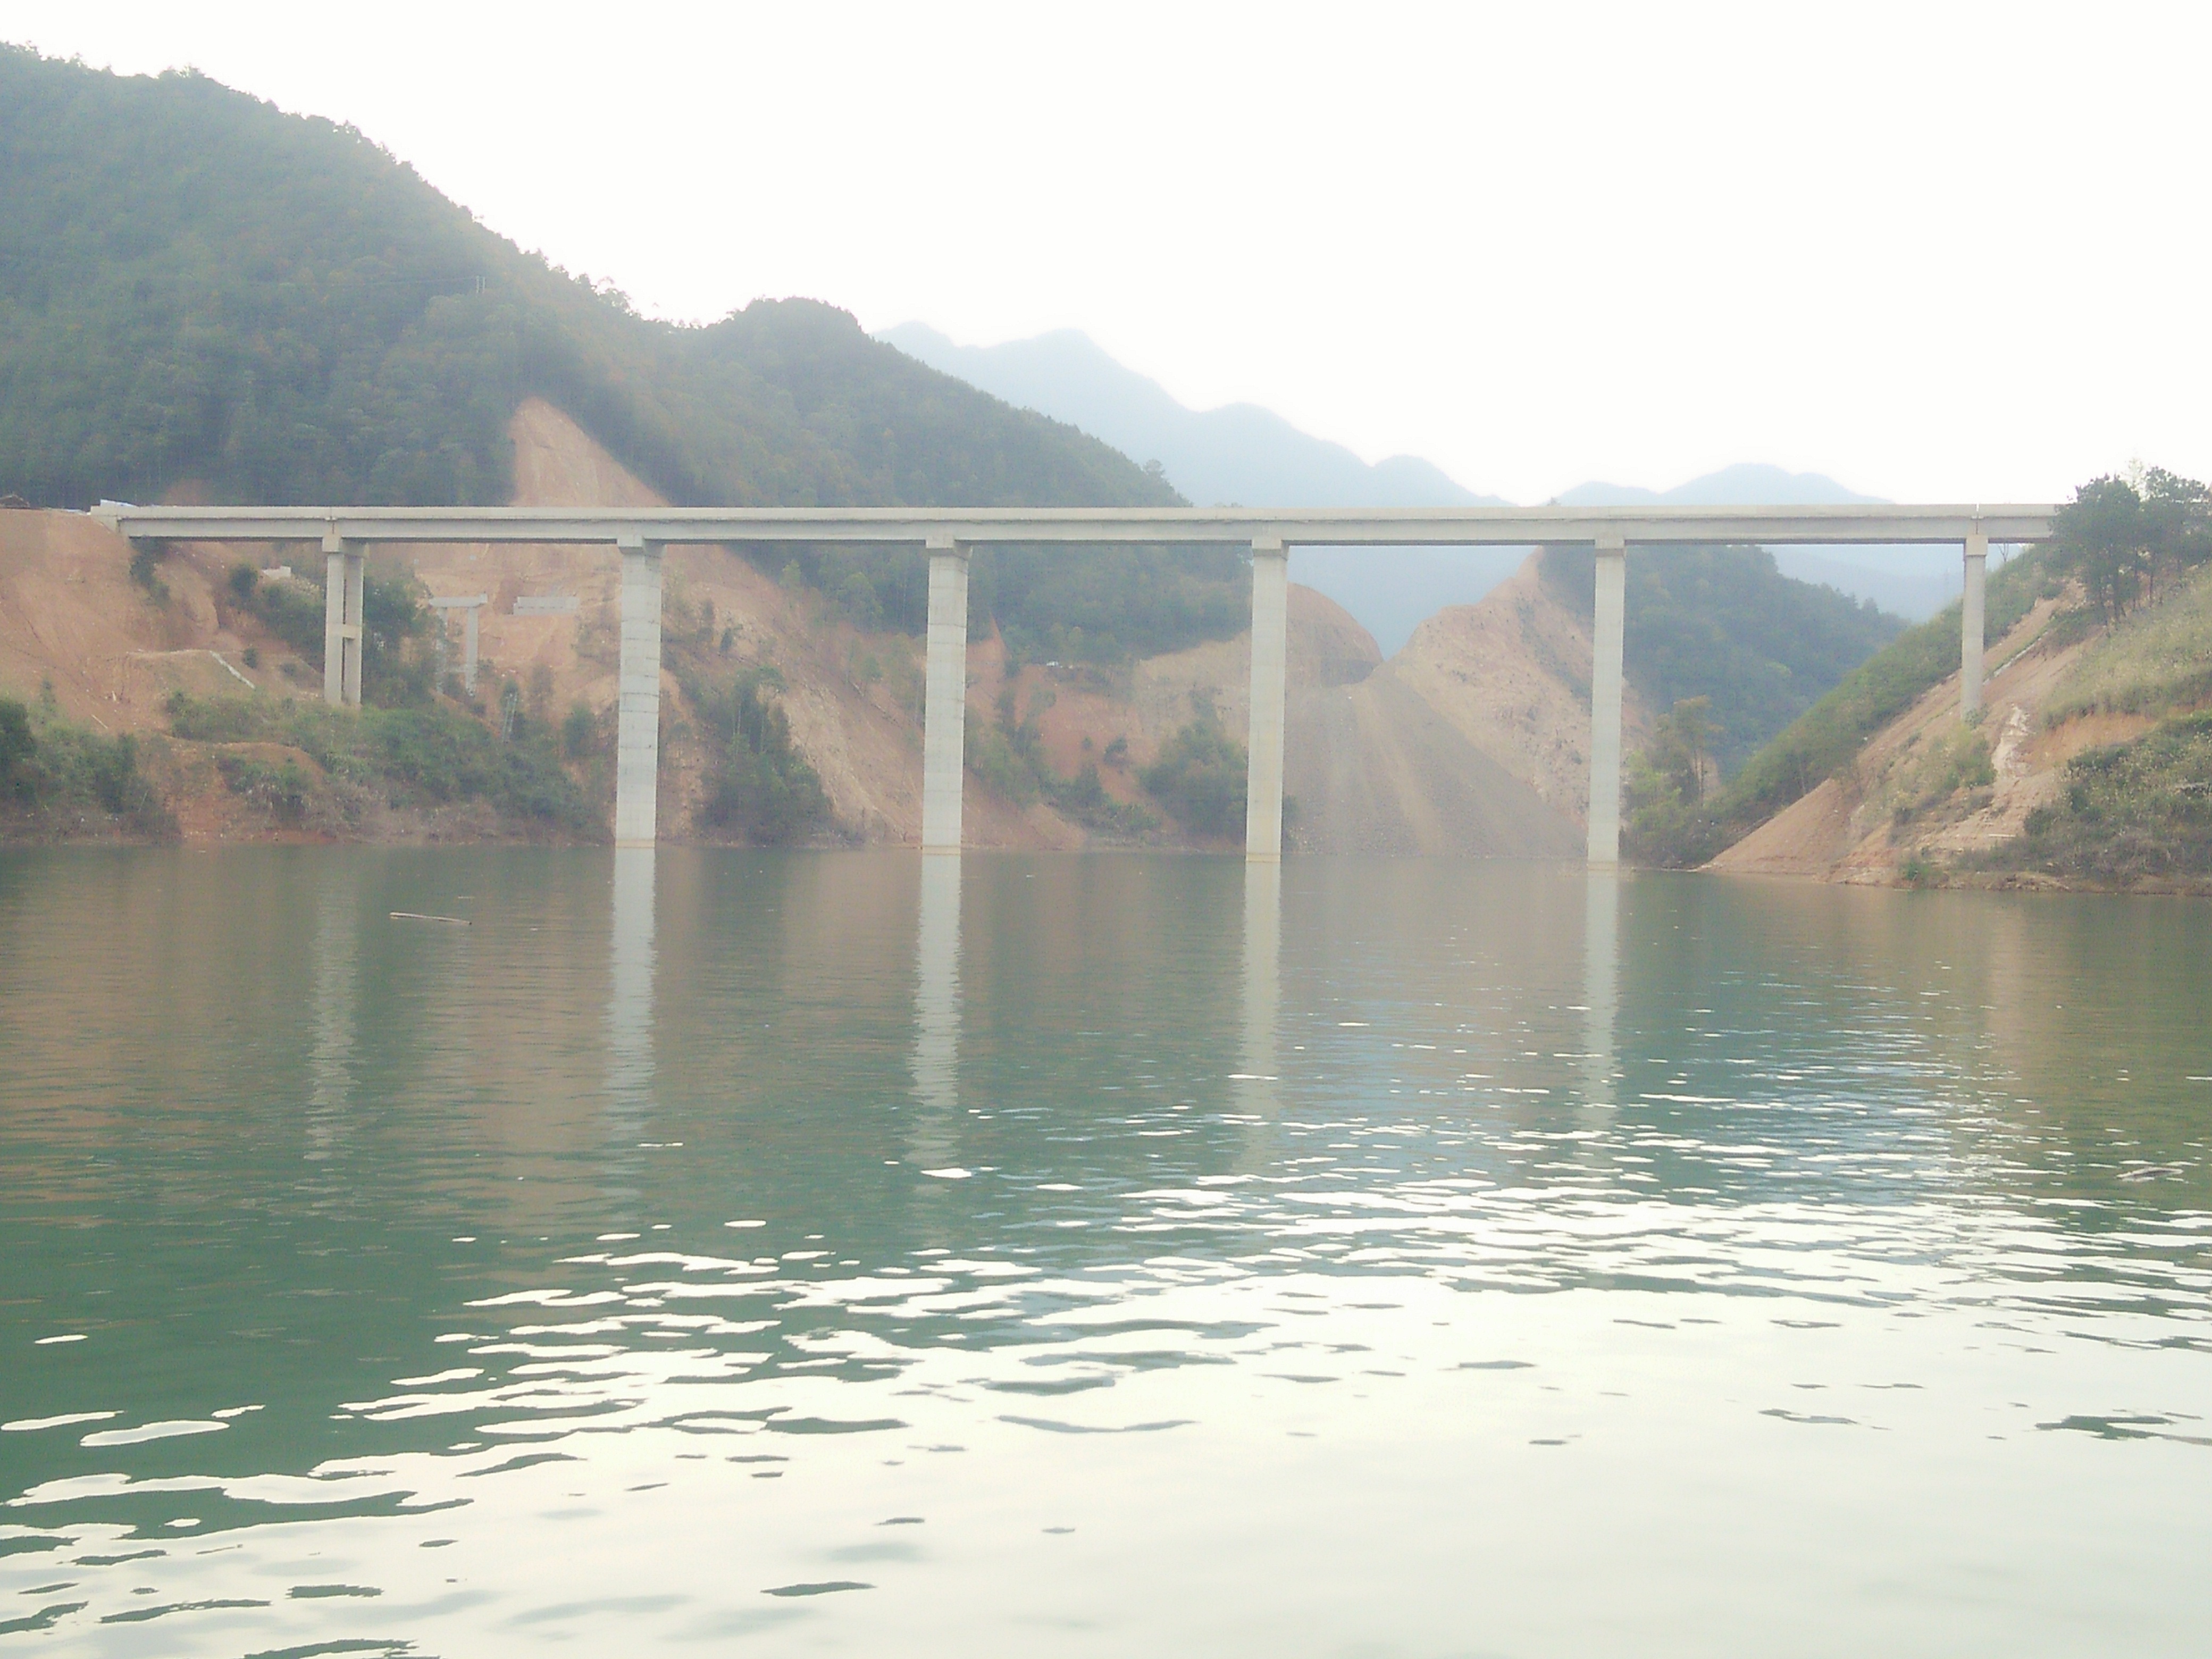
[877,324,1960,644]
[878,323,1501,509]
[1553,465,1883,507]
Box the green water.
[1,849,2207,1656]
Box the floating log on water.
[389,911,470,926]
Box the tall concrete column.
[322,532,365,708]
[1961,525,1988,717]
[920,536,970,853]
[1586,533,1628,867]
[1244,536,1289,861]
[614,534,665,848]
[342,549,365,706]
[323,547,347,707]
[428,597,488,696]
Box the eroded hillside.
[1714,556,2212,890]
[13,401,1554,850]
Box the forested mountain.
[1541,543,1905,776]
[0,47,1242,657]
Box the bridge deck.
[94,504,2057,548]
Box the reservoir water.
[1,848,2208,1656]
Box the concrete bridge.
[94,503,2057,865]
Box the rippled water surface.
[2,848,2209,1656]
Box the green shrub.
[1050,759,1159,837]
[1623,698,1727,864]
[0,698,32,801]
[1974,711,2212,884]
[958,682,1158,834]
[682,666,830,844]
[251,576,326,662]
[216,752,309,821]
[562,700,599,759]
[1140,707,1247,839]
[968,719,1038,807]
[0,699,175,837]
[128,541,169,606]
[835,571,884,631]
[166,693,590,831]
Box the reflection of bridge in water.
[98,503,2055,867]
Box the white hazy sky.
[6,1,2208,504]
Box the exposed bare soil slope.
[1277,552,1632,857]
[0,505,265,730]
[1387,555,1650,825]
[4,410,1614,859]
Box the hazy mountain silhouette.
[879,324,1498,509]
[1554,465,1882,507]
[878,324,1957,648]
[1556,468,1958,618]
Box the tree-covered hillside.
[0,46,1243,657]
[1539,543,1904,776]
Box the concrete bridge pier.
[614,533,665,848]
[1586,532,1628,867]
[921,535,971,853]
[1960,524,1988,716]
[428,596,488,694]
[322,532,365,708]
[1244,537,1289,861]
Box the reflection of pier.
[1581,869,1620,1110]
[908,853,963,1171]
[607,848,656,1141]
[100,504,2054,865]
[306,877,356,1162]
[912,854,961,1107]
[902,849,964,1177]
[1237,859,1280,1113]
